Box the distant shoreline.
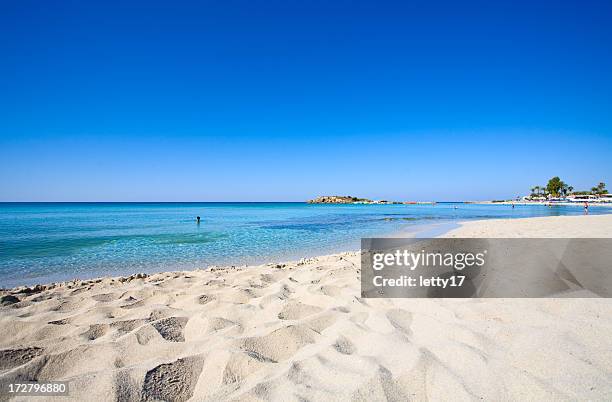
[466,200,612,207]
[2,200,610,205]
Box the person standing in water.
[196,216,201,224]
[584,203,589,215]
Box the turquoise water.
[0,202,609,288]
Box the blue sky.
[1,0,611,201]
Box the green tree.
[596,182,608,194]
[560,184,570,197]
[546,177,567,197]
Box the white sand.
[1,214,611,401]
[445,213,612,238]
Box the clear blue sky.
[1,0,611,201]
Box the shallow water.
[0,202,609,287]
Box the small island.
[307,195,373,204]
[307,196,436,205]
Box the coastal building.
[567,194,599,202]
[599,194,612,203]
[521,193,612,204]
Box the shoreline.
[467,200,612,207]
[2,203,612,289]
[0,218,457,291]
[3,213,610,293]
[0,219,461,292]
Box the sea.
[0,202,609,288]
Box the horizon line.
[0,200,472,204]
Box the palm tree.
[561,184,572,197]
[597,182,607,194]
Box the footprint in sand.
[260,272,286,284]
[197,294,215,305]
[238,325,318,363]
[386,309,413,336]
[222,353,265,385]
[92,293,120,302]
[53,299,82,312]
[305,313,337,334]
[82,324,110,340]
[334,335,356,355]
[114,370,140,401]
[48,317,73,325]
[121,299,147,310]
[141,356,204,402]
[352,364,408,401]
[135,326,159,346]
[278,301,322,320]
[148,308,183,322]
[0,347,44,370]
[276,284,293,301]
[110,319,147,336]
[152,317,189,342]
[30,294,53,303]
[1,295,20,306]
[319,285,343,297]
[69,287,90,296]
[206,317,238,333]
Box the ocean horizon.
[1,201,610,288]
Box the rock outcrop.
[306,196,372,204]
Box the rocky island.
[307,195,398,204]
[307,196,437,205]
[307,195,373,204]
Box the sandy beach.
[445,213,612,238]
[1,214,612,401]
